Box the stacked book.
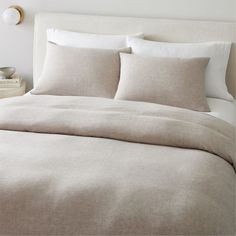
[0,74,22,88]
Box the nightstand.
[0,80,26,99]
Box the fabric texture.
[31,43,130,97]
[128,37,232,101]
[115,54,210,111]
[47,28,144,49]
[0,95,235,235]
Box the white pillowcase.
[47,28,143,49]
[128,37,232,101]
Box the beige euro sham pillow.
[115,54,210,111]
[31,42,130,98]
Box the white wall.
[0,0,235,90]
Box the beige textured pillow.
[115,54,210,111]
[31,42,130,97]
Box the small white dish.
[0,67,16,78]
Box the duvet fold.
[0,95,235,167]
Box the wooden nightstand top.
[0,80,26,99]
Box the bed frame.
[34,13,236,97]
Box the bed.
[0,13,235,235]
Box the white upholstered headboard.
[34,13,236,97]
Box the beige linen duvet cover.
[0,95,235,235]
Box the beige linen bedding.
[0,95,235,235]
[115,54,210,112]
[31,43,130,98]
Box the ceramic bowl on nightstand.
[0,71,6,80]
[0,67,16,79]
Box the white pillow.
[128,37,232,101]
[47,28,143,49]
